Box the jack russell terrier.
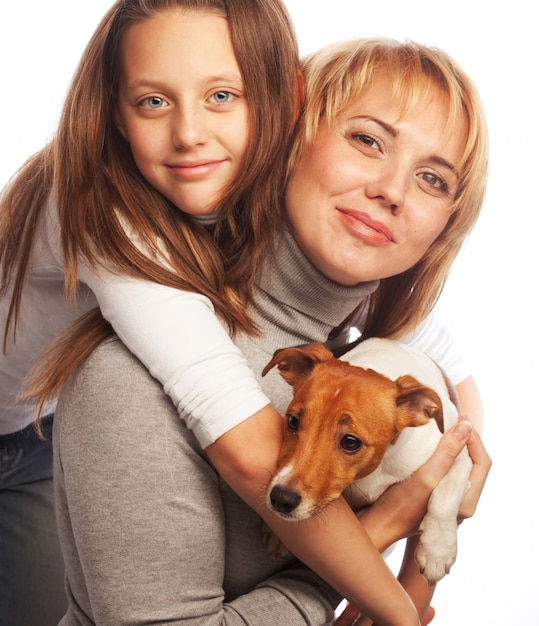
[262,338,472,584]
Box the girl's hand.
[331,601,361,625]
[333,603,435,626]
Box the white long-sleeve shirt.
[0,195,469,441]
[0,196,266,440]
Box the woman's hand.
[358,416,491,552]
[456,424,491,520]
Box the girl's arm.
[82,279,420,624]
[79,272,271,447]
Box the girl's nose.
[172,104,210,149]
[365,166,407,213]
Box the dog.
[261,338,472,584]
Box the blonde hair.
[288,37,489,338]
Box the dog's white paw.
[261,523,291,560]
[416,517,458,585]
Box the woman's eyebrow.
[351,115,458,173]
[350,115,397,137]
[430,155,457,173]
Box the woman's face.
[286,75,466,286]
[115,9,249,215]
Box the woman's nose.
[172,103,210,149]
[365,166,407,213]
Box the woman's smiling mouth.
[338,209,394,245]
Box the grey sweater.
[54,233,378,625]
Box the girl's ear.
[293,69,305,124]
[113,102,128,140]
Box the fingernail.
[452,419,473,441]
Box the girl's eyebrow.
[205,73,244,85]
[351,115,458,173]
[126,73,244,91]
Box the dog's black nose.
[270,486,301,515]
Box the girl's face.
[115,9,249,215]
[286,75,466,286]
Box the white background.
[1,2,537,624]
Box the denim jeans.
[0,415,67,626]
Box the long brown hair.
[0,0,299,347]
[287,37,489,339]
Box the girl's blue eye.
[210,91,233,104]
[143,96,167,109]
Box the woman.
[35,38,491,624]
[217,37,490,623]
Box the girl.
[26,37,490,625]
[0,0,301,623]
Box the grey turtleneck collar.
[251,230,379,347]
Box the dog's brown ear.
[262,343,333,386]
[394,374,445,433]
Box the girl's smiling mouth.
[167,159,225,180]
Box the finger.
[422,605,436,625]
[466,426,491,470]
[413,417,473,490]
[458,428,492,519]
[352,617,372,626]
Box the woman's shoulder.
[62,335,165,415]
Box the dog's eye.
[286,414,300,433]
[340,434,363,453]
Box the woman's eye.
[210,90,234,104]
[420,171,449,194]
[351,133,381,151]
[141,96,168,109]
